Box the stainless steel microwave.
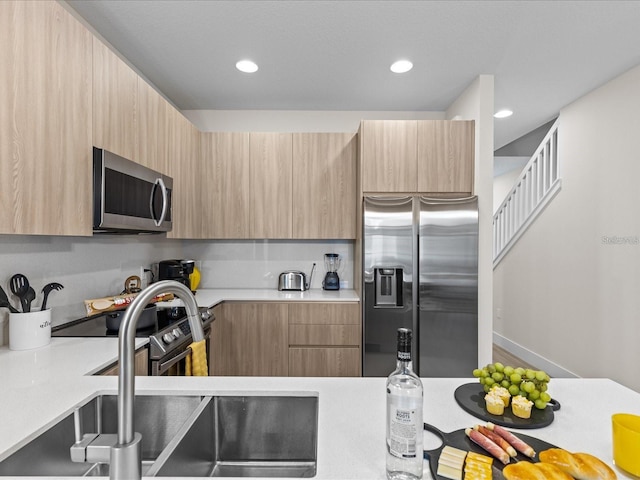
[93,147,173,234]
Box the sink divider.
[144,396,214,477]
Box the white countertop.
[158,288,360,310]
[1,334,640,479]
[1,287,638,479]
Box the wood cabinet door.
[201,132,251,238]
[289,347,361,377]
[93,38,138,161]
[101,348,149,376]
[360,120,418,193]
[289,303,360,326]
[167,110,202,239]
[292,133,357,238]
[137,79,169,175]
[211,303,289,376]
[250,133,293,238]
[417,120,475,193]
[0,1,92,236]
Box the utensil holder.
[9,308,51,351]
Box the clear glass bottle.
[386,328,423,480]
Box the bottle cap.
[396,328,412,361]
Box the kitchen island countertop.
[1,335,639,479]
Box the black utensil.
[9,273,30,312]
[41,282,64,310]
[0,286,19,313]
[23,287,36,313]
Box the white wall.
[0,235,182,344]
[494,64,640,392]
[446,75,495,367]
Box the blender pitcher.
[323,253,341,290]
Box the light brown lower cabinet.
[209,301,361,377]
[100,347,148,376]
[210,303,289,376]
[289,347,360,377]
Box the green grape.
[539,383,548,392]
[481,368,489,378]
[534,399,547,410]
[515,367,526,376]
[494,362,505,373]
[510,373,522,385]
[508,384,520,396]
[492,372,504,382]
[525,369,536,380]
[518,390,528,398]
[503,366,514,377]
[535,370,547,382]
[487,364,496,374]
[473,368,483,378]
[483,384,491,393]
[501,380,510,388]
[529,389,540,400]
[522,381,535,394]
[540,392,552,403]
[545,374,551,383]
[485,377,495,387]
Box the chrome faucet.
[70,280,205,480]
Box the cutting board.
[454,382,561,429]
[423,423,557,480]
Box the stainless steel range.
[52,306,214,376]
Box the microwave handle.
[150,177,169,227]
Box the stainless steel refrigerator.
[362,195,478,377]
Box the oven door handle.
[157,347,192,375]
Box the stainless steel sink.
[0,394,202,477]
[0,393,319,478]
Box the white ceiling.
[65,0,640,150]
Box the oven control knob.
[201,309,213,321]
[162,332,175,344]
[172,328,182,339]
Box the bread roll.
[539,448,617,480]
[503,461,573,480]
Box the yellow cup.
[612,413,640,476]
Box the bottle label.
[387,403,420,459]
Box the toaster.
[278,264,315,291]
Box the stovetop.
[52,307,214,360]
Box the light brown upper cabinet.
[293,133,357,239]
[167,109,202,239]
[360,120,418,193]
[93,38,138,162]
[250,133,293,238]
[417,120,474,193]
[137,79,170,175]
[360,120,474,194]
[201,132,251,238]
[0,1,92,236]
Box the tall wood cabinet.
[92,38,138,162]
[293,133,357,239]
[137,79,170,175]
[200,133,251,238]
[0,0,93,236]
[250,133,293,238]
[359,119,474,194]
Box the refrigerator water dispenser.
[374,268,403,307]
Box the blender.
[323,253,341,290]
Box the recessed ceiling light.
[494,109,513,118]
[236,60,258,73]
[390,60,413,73]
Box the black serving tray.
[423,423,557,480]
[453,382,561,429]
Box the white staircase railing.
[493,118,561,266]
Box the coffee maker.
[323,253,341,290]
[158,259,194,289]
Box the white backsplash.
[183,240,354,290]
[0,235,355,345]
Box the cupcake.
[512,395,534,419]
[490,385,511,407]
[484,391,505,415]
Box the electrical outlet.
[139,266,149,288]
